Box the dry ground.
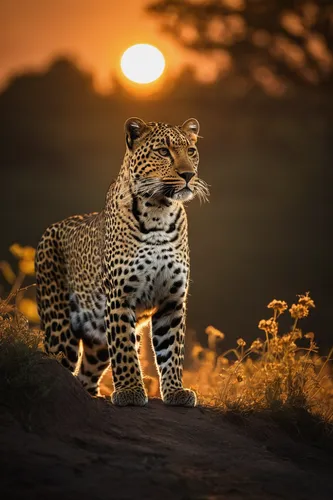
[0,353,333,500]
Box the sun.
[120,44,165,84]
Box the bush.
[184,293,333,425]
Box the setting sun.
[120,44,165,84]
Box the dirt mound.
[0,351,103,433]
[1,354,333,500]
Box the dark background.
[1,0,332,351]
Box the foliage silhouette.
[148,0,333,95]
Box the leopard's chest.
[124,244,187,309]
[106,198,189,310]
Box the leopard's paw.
[111,386,148,407]
[163,388,197,407]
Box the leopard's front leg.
[105,288,147,407]
[152,287,197,407]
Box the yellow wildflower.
[258,318,278,336]
[305,332,315,342]
[10,243,25,259]
[205,325,225,340]
[9,244,36,276]
[19,298,39,323]
[22,246,36,261]
[297,292,315,309]
[237,338,246,347]
[192,343,205,360]
[206,325,225,351]
[289,304,309,319]
[250,338,263,351]
[19,258,35,276]
[267,299,288,314]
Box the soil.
[1,356,332,500]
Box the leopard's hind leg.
[69,293,110,396]
[78,338,110,395]
[35,228,81,373]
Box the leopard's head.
[123,118,209,203]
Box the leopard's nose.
[178,171,195,183]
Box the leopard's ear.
[125,117,150,150]
[181,118,200,142]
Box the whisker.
[193,178,210,204]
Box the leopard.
[35,117,209,407]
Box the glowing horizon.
[0,1,183,93]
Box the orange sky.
[0,0,197,91]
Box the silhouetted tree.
[148,0,333,95]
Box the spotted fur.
[35,117,209,407]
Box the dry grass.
[183,293,333,427]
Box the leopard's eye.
[188,147,197,156]
[157,147,170,157]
